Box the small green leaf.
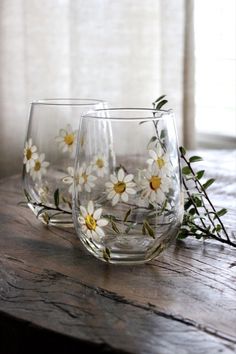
[179,146,186,156]
[142,223,146,235]
[196,170,205,180]
[184,199,193,210]
[153,95,166,104]
[182,166,191,175]
[111,220,120,234]
[147,136,157,148]
[160,129,166,140]
[203,178,215,190]
[124,208,131,222]
[189,156,203,163]
[54,189,60,208]
[189,208,196,215]
[214,208,227,219]
[143,221,155,239]
[177,229,189,239]
[156,100,168,110]
[102,247,110,262]
[193,196,202,207]
[24,189,31,202]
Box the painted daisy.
[37,183,50,204]
[23,138,38,173]
[55,124,77,154]
[147,146,171,174]
[105,168,136,206]
[80,163,97,192]
[92,153,108,177]
[78,200,108,241]
[62,166,84,194]
[30,153,50,181]
[141,165,171,204]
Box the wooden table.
[0,150,236,354]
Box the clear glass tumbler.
[72,108,184,264]
[22,98,107,227]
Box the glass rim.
[82,107,174,121]
[30,98,106,106]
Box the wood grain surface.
[0,150,235,354]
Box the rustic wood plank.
[0,150,236,353]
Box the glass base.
[79,229,178,265]
[28,202,74,228]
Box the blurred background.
[0,0,235,178]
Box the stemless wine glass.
[22,98,107,227]
[72,108,184,264]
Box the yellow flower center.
[64,133,74,146]
[114,181,126,194]
[26,148,32,160]
[34,161,41,171]
[156,157,165,169]
[82,173,88,183]
[96,158,104,169]
[150,176,161,191]
[85,214,97,231]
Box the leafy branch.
[153,95,235,248]
[23,189,72,225]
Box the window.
[194,0,236,147]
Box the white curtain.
[0,0,194,178]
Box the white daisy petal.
[117,168,125,181]
[112,193,120,206]
[95,227,105,237]
[107,190,116,199]
[126,182,136,188]
[126,188,136,195]
[67,166,74,176]
[93,208,102,220]
[63,176,73,185]
[80,206,87,217]
[121,192,129,202]
[87,230,93,238]
[110,174,118,184]
[97,218,109,227]
[78,216,85,224]
[124,174,134,183]
[87,201,94,214]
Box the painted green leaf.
[124,208,131,222]
[103,247,110,262]
[143,221,155,239]
[153,95,166,104]
[24,189,31,202]
[54,189,60,208]
[111,220,120,234]
[156,100,168,110]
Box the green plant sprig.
[153,95,235,248]
[178,147,236,247]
